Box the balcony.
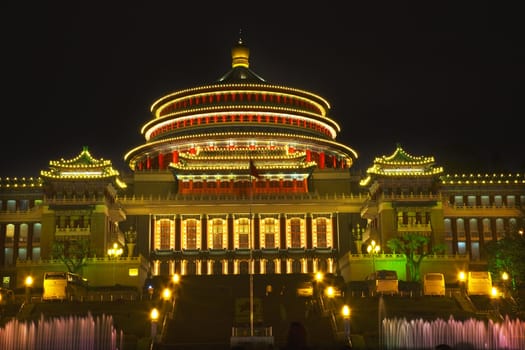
[442,203,523,217]
[396,223,432,233]
[55,225,91,236]
[0,206,43,222]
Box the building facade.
[1,39,524,289]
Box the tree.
[485,230,525,293]
[51,238,91,274]
[386,233,446,282]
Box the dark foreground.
[2,274,522,350]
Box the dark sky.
[2,2,523,177]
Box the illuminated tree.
[485,229,525,293]
[387,233,446,282]
[51,238,91,274]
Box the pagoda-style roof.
[360,144,443,187]
[366,143,443,177]
[169,145,316,179]
[124,36,357,172]
[40,146,125,187]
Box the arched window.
[212,219,223,249]
[186,219,197,249]
[237,218,250,249]
[290,219,301,248]
[316,218,327,248]
[263,218,276,248]
[159,219,171,249]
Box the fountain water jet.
[0,312,123,350]
[382,315,525,349]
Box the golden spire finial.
[238,28,243,45]
[232,29,249,68]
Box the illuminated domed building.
[0,38,524,290]
[121,37,360,277]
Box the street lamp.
[162,288,172,302]
[458,271,467,295]
[315,271,323,283]
[325,286,335,298]
[171,273,180,302]
[150,308,159,344]
[367,240,380,273]
[501,272,509,297]
[107,243,123,286]
[314,271,323,296]
[107,242,123,259]
[342,304,352,347]
[25,276,33,303]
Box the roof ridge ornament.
[238,28,243,45]
[232,30,249,68]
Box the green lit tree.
[485,229,525,293]
[51,238,91,274]
[387,233,446,282]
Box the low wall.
[339,253,470,283]
[10,255,149,290]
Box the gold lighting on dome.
[124,131,357,170]
[143,110,339,140]
[143,104,338,133]
[150,84,331,113]
[154,90,329,117]
[231,37,249,68]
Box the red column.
[306,149,311,162]
[319,152,325,169]
[172,150,179,163]
[158,153,164,169]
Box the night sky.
[2,2,523,177]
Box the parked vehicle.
[467,271,492,296]
[366,270,399,296]
[42,271,88,301]
[423,272,446,296]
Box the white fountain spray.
[0,312,122,350]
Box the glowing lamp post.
[342,304,352,347]
[25,276,33,303]
[325,286,335,298]
[315,271,323,283]
[314,271,323,296]
[150,308,159,344]
[491,286,501,314]
[171,273,180,305]
[172,273,180,285]
[107,243,123,286]
[107,242,123,259]
[367,240,380,273]
[458,271,467,295]
[501,272,509,297]
[162,288,172,302]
